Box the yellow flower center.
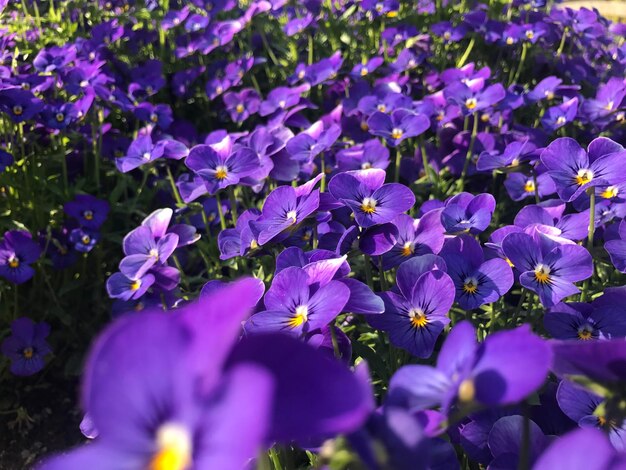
[577,327,593,340]
[534,264,551,284]
[409,308,428,328]
[556,116,567,126]
[575,169,593,186]
[601,186,619,199]
[250,239,259,250]
[361,162,372,170]
[214,165,228,180]
[506,36,514,45]
[150,113,159,123]
[377,104,386,113]
[81,235,91,245]
[458,378,475,402]
[391,128,403,140]
[505,257,515,268]
[236,104,244,114]
[401,242,414,257]
[465,98,477,110]
[443,31,451,40]
[360,121,369,131]
[480,113,490,122]
[56,112,65,122]
[130,279,141,291]
[462,277,478,294]
[545,90,555,100]
[525,30,534,40]
[8,256,19,268]
[22,347,33,359]
[216,85,223,95]
[360,67,369,76]
[288,305,308,328]
[605,101,614,111]
[386,10,398,17]
[524,180,536,193]
[360,197,377,214]
[149,423,192,470]
[13,105,23,116]
[84,210,94,221]
[436,111,444,121]
[143,152,152,160]
[149,248,159,260]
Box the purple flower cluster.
[1,0,626,468]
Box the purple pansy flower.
[1,318,52,376]
[440,235,513,310]
[557,380,626,450]
[441,192,495,235]
[118,226,179,280]
[387,321,552,413]
[368,255,455,358]
[541,97,579,131]
[367,109,430,147]
[223,88,260,123]
[40,279,372,469]
[544,300,626,341]
[63,194,110,230]
[185,137,260,195]
[250,184,320,246]
[501,231,593,307]
[244,260,350,336]
[69,228,99,253]
[380,211,445,270]
[0,230,42,284]
[115,134,165,173]
[328,169,415,228]
[540,137,626,203]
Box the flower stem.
[166,165,183,205]
[456,36,475,68]
[330,324,342,359]
[459,115,479,191]
[581,189,596,302]
[228,186,239,225]
[394,148,402,183]
[511,42,528,85]
[215,191,227,231]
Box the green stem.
[459,115,479,191]
[556,27,568,56]
[268,448,283,470]
[456,37,475,68]
[581,189,596,302]
[329,324,342,359]
[394,148,402,183]
[215,191,227,231]
[228,186,239,225]
[166,165,184,205]
[363,254,374,290]
[511,42,528,85]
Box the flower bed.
[1,0,626,468]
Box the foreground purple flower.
[328,169,415,228]
[39,278,372,469]
[1,318,52,376]
[387,321,551,413]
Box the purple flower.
[328,169,415,228]
[0,230,42,284]
[368,255,455,358]
[133,103,173,129]
[244,259,350,336]
[1,318,51,376]
[185,137,260,195]
[444,81,506,115]
[119,226,179,279]
[504,172,557,201]
[367,109,430,147]
[380,211,445,270]
[544,299,626,341]
[441,192,495,235]
[0,87,44,122]
[534,428,625,470]
[501,231,593,307]
[556,380,626,450]
[336,139,390,172]
[387,321,552,412]
[250,183,320,245]
[223,88,260,123]
[39,279,372,469]
[541,97,579,131]
[286,122,341,163]
[69,228,99,253]
[540,137,626,203]
[218,208,261,260]
[33,45,76,72]
[604,220,626,273]
[115,134,165,173]
[106,271,156,301]
[350,57,384,78]
[440,235,513,310]
[63,194,110,230]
